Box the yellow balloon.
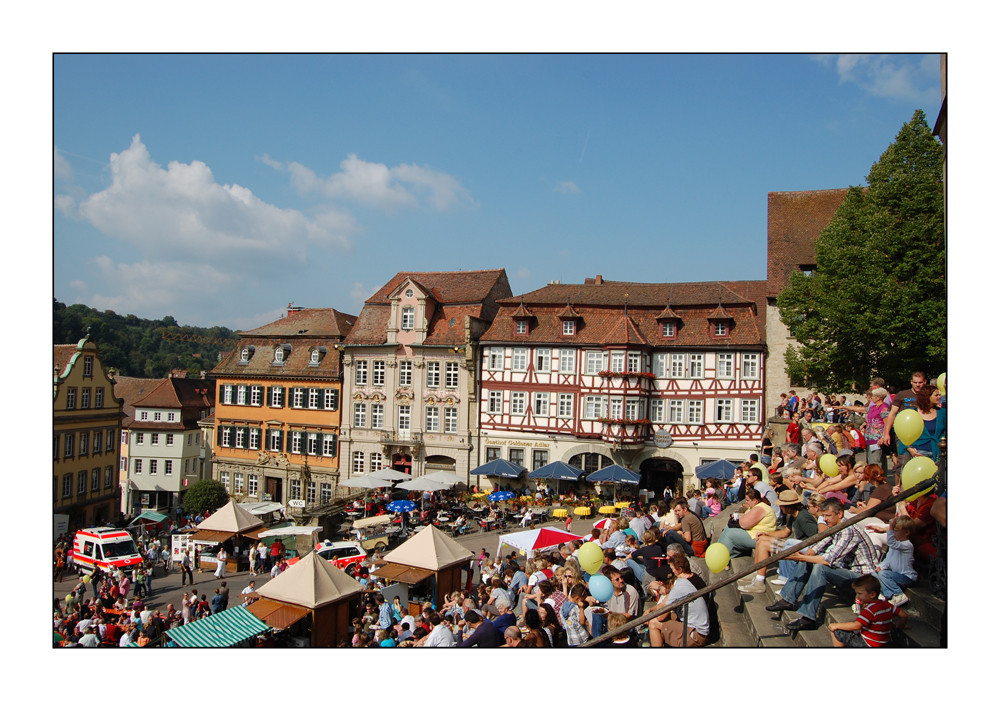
[819,453,839,477]
[519,550,526,556]
[577,541,603,575]
[901,456,937,501]
[937,372,946,396]
[705,543,730,574]
[894,409,923,446]
[83,575,91,584]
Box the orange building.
[209,306,355,517]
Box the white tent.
[196,499,265,534]
[497,527,578,560]
[255,550,365,608]
[424,471,464,486]
[396,476,448,491]
[383,524,473,571]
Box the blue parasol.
[386,500,417,513]
[487,491,516,502]
[470,459,526,478]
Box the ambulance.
[72,527,143,574]
[304,541,367,574]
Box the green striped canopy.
[166,607,270,647]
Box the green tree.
[777,110,945,392]
[182,479,230,514]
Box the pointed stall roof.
[383,525,473,571]
[196,499,265,534]
[255,550,365,609]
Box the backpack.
[846,428,863,451]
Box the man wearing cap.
[738,490,819,594]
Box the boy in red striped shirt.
[828,574,907,647]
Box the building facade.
[209,307,355,515]
[54,334,122,530]
[477,276,767,495]
[112,376,164,514]
[122,376,215,515]
[339,270,512,486]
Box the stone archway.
[637,456,685,500]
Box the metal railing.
[580,475,940,647]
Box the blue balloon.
[588,574,614,603]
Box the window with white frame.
[149,459,157,475]
[371,403,384,429]
[308,388,319,409]
[661,321,676,338]
[133,458,142,474]
[740,399,760,424]
[135,432,144,445]
[515,320,528,335]
[269,430,282,451]
[511,392,527,415]
[585,351,605,375]
[533,450,549,469]
[291,431,303,454]
[320,482,331,504]
[558,393,574,418]
[355,360,368,385]
[399,361,412,386]
[249,429,259,450]
[562,320,576,336]
[689,353,704,379]
[353,403,367,428]
[397,405,411,431]
[401,306,415,330]
[235,429,245,449]
[669,399,685,423]
[219,470,229,490]
[425,406,439,432]
[248,474,258,498]
[485,446,501,462]
[717,352,735,379]
[559,348,576,374]
[625,398,643,421]
[488,391,503,414]
[651,399,665,423]
[609,352,625,373]
[509,448,525,466]
[222,385,233,405]
[609,397,623,420]
[140,410,149,421]
[533,392,549,416]
[234,472,244,493]
[535,349,551,372]
[83,355,94,377]
[670,353,685,378]
[627,352,642,373]
[742,353,760,379]
[270,386,284,408]
[370,452,382,472]
[220,428,230,447]
[652,353,668,378]
[715,398,734,422]
[512,348,528,371]
[426,361,440,388]
[150,433,159,446]
[373,360,385,386]
[714,320,729,336]
[445,361,459,389]
[353,451,365,473]
[444,406,458,433]
[292,387,305,409]
[307,480,316,503]
[251,385,262,406]
[237,385,247,405]
[307,433,318,455]
[488,347,504,371]
[324,388,339,410]
[66,387,76,409]
[154,411,162,421]
[584,396,605,420]
[289,479,302,500]
[322,433,336,457]
[81,388,90,409]
[95,387,104,408]
[687,400,704,425]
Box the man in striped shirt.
[829,574,907,647]
[765,498,881,631]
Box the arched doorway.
[638,457,684,500]
[424,455,456,475]
[568,452,614,475]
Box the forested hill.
[53,299,238,379]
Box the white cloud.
[515,266,530,279]
[69,279,86,291]
[85,255,237,320]
[54,194,76,216]
[55,149,72,180]
[555,180,580,195]
[285,153,474,211]
[813,54,939,103]
[256,153,284,171]
[77,135,357,266]
[350,281,380,303]
[227,306,289,333]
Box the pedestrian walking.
[214,547,227,579]
[181,550,194,586]
[54,545,66,582]
[248,543,258,575]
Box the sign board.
[654,430,674,449]
[287,499,305,508]
[141,493,150,505]
[54,514,70,540]
[171,533,195,564]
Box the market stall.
[165,606,270,647]
[372,525,474,615]
[249,550,365,647]
[191,499,268,573]
[257,525,323,565]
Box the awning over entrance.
[371,562,435,585]
[165,606,270,647]
[246,599,311,630]
[129,510,168,525]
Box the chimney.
[287,302,304,316]
[595,274,603,285]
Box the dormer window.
[401,306,415,330]
[562,320,576,336]
[713,321,729,337]
[310,348,321,364]
[239,345,256,364]
[272,344,291,365]
[515,320,528,335]
[405,289,414,298]
[661,321,676,338]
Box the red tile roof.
[240,308,357,337]
[113,376,166,424]
[766,189,849,296]
[365,269,509,305]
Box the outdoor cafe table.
[598,505,617,514]
[574,506,592,517]
[615,501,631,509]
[551,508,568,518]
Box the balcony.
[379,430,423,448]
[597,371,655,391]
[599,419,651,446]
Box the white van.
[72,527,143,574]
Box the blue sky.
[53,53,943,330]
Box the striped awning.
[165,606,270,647]
[246,599,311,630]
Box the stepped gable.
[211,308,355,379]
[767,188,850,297]
[482,278,763,347]
[347,269,511,346]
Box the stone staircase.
[713,555,945,648]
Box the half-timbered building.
[477,275,767,495]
